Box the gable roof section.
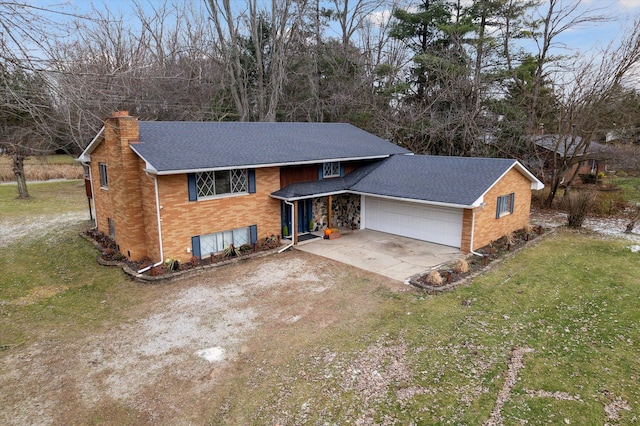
[271,161,381,200]
[533,134,609,158]
[128,122,409,174]
[348,155,543,208]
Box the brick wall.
[466,167,533,252]
[157,167,282,262]
[90,113,150,261]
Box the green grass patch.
[213,232,640,424]
[611,176,640,203]
[0,221,142,347]
[0,179,86,219]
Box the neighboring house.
[78,112,543,265]
[532,134,609,184]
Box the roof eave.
[150,154,397,175]
[270,190,349,202]
[76,127,105,163]
[350,191,474,209]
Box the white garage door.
[364,196,463,248]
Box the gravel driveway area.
[0,249,404,425]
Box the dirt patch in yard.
[0,251,407,425]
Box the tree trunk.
[625,206,640,234]
[12,153,30,199]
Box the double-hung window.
[196,169,247,199]
[99,163,108,188]
[322,162,340,178]
[496,193,515,218]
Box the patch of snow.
[629,245,640,253]
[195,347,226,362]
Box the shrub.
[189,256,200,266]
[580,173,597,184]
[565,191,594,228]
[239,243,253,254]
[592,190,629,216]
[223,244,238,257]
[426,270,443,286]
[452,259,469,274]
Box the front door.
[281,199,313,237]
[298,199,312,233]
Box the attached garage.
[363,196,463,248]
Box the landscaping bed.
[409,225,549,293]
[83,228,284,282]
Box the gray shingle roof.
[533,135,609,157]
[130,122,409,173]
[271,161,381,200]
[348,155,521,206]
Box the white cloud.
[618,0,640,8]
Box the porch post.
[327,195,333,228]
[293,200,299,245]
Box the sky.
[24,0,640,59]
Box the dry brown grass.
[0,161,83,182]
[452,259,469,274]
[426,270,443,285]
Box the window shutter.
[510,193,515,214]
[248,169,256,193]
[340,163,345,177]
[496,196,502,219]
[318,165,323,180]
[187,173,197,201]
[249,224,258,245]
[191,236,201,258]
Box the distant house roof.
[273,155,544,208]
[125,122,409,174]
[533,134,609,158]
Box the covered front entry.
[364,196,463,248]
[281,199,313,237]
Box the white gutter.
[137,175,165,274]
[270,189,348,202]
[348,191,475,210]
[279,200,295,253]
[128,150,396,176]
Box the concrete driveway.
[295,229,464,282]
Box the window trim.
[192,224,258,259]
[195,169,248,200]
[99,162,108,189]
[322,162,341,178]
[496,193,515,218]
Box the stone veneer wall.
[312,197,328,230]
[311,194,361,230]
[332,194,361,229]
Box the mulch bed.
[82,229,284,283]
[409,226,550,294]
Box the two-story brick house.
[78,112,543,265]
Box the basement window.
[496,193,515,218]
[199,227,250,256]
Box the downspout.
[137,175,165,273]
[87,163,97,229]
[469,208,484,257]
[279,200,295,253]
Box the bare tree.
[205,0,298,121]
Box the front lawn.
[0,180,638,424]
[210,231,640,424]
